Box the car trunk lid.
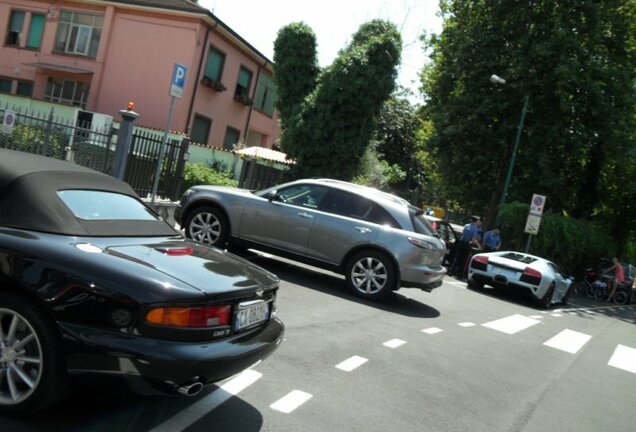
[105,239,278,299]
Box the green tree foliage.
[422,1,636,242]
[181,162,237,194]
[273,22,320,131]
[374,92,422,199]
[498,202,615,273]
[277,20,402,179]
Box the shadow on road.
[460,276,635,323]
[1,377,263,432]
[248,254,441,319]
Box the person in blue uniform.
[450,216,482,277]
[483,226,502,252]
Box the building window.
[0,78,12,94]
[5,11,25,46]
[223,127,241,150]
[5,11,45,49]
[17,81,33,97]
[204,47,225,82]
[44,77,90,107]
[254,74,277,117]
[26,14,45,49]
[235,67,253,102]
[191,115,212,145]
[54,10,103,58]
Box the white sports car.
[467,251,573,308]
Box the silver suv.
[175,179,446,300]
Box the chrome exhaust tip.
[177,381,204,397]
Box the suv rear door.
[307,189,399,264]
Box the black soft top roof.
[0,149,177,236]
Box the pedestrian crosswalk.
[150,308,635,431]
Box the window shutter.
[26,14,45,48]
[238,68,251,88]
[205,49,223,81]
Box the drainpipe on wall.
[185,22,216,134]
[242,60,267,145]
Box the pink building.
[0,0,280,149]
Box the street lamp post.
[490,74,529,221]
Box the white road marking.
[422,327,443,334]
[335,355,368,372]
[383,338,407,348]
[458,322,476,327]
[149,369,262,432]
[270,390,313,413]
[608,345,636,374]
[543,329,592,354]
[551,313,563,317]
[529,315,544,319]
[446,281,466,286]
[482,314,541,335]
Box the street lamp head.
[490,74,507,85]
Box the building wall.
[98,9,201,131]
[0,0,281,150]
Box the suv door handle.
[355,226,372,233]
[298,212,314,219]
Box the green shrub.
[498,202,615,274]
[181,162,237,193]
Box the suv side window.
[321,190,400,228]
[365,203,400,228]
[277,184,329,209]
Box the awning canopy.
[22,62,94,74]
[235,146,293,164]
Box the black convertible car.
[0,149,284,414]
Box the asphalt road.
[2,253,635,432]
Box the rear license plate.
[492,267,516,279]
[236,301,270,331]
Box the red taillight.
[523,267,542,279]
[146,305,231,328]
[158,247,193,256]
[474,255,489,265]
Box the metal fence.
[125,129,189,201]
[0,104,115,172]
[0,103,189,201]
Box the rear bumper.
[469,271,538,297]
[400,265,446,291]
[60,317,284,395]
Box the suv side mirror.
[266,190,279,201]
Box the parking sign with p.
[170,63,187,98]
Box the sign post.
[151,63,187,205]
[524,194,546,253]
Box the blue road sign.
[170,63,187,98]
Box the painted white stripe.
[422,327,443,334]
[608,345,636,374]
[529,315,544,319]
[482,314,541,335]
[446,281,466,286]
[543,329,592,354]
[335,355,368,372]
[383,338,406,348]
[458,322,475,327]
[270,390,313,413]
[551,313,563,317]
[149,369,262,432]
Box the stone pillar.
[111,107,139,180]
